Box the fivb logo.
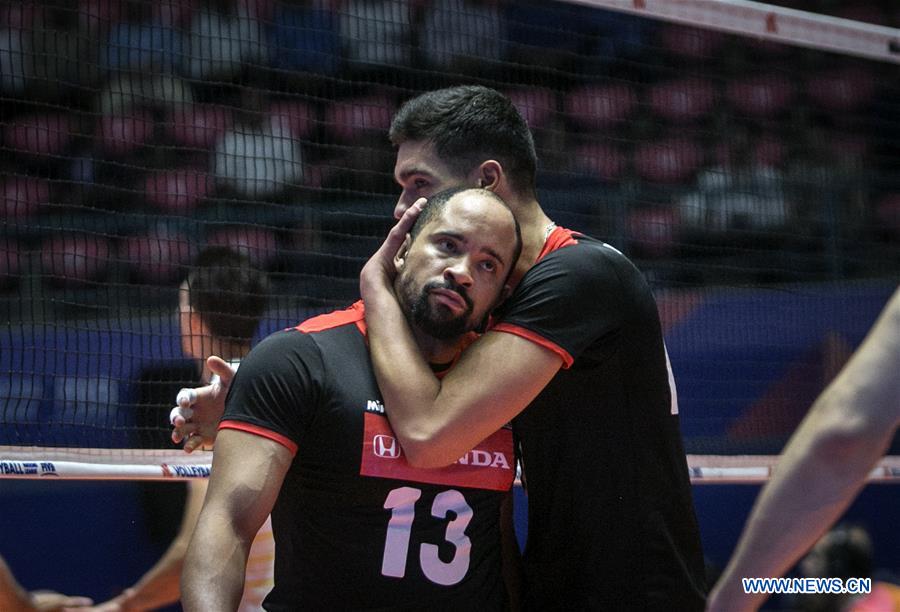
[373,434,402,459]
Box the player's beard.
[397,276,474,340]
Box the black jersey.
[492,228,707,611]
[220,302,514,611]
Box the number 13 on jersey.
[381,486,473,586]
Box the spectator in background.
[793,524,875,612]
[28,3,100,102]
[103,0,181,75]
[0,21,31,96]
[421,0,506,73]
[678,123,788,235]
[213,89,304,200]
[183,0,266,83]
[91,247,272,612]
[0,554,92,611]
[268,0,339,77]
[339,0,412,70]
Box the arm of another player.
[360,205,561,467]
[181,429,291,612]
[0,555,92,611]
[707,287,900,612]
[91,481,208,611]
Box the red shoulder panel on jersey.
[536,226,579,263]
[360,413,514,491]
[293,300,367,336]
[489,322,574,369]
[219,420,299,456]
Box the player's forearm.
[0,557,33,611]
[117,541,187,610]
[181,519,250,611]
[364,282,445,450]
[709,321,900,612]
[708,416,879,611]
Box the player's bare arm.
[361,213,562,468]
[707,287,900,612]
[181,429,290,611]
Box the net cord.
[1,447,898,484]
[560,0,900,64]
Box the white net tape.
[2,447,898,484]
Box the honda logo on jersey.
[373,434,401,459]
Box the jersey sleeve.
[220,329,324,455]
[491,243,628,368]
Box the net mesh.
[1,0,899,472]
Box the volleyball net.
[1,0,899,482]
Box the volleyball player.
[355,85,707,610]
[174,86,707,610]
[97,248,273,611]
[707,287,900,612]
[182,188,523,610]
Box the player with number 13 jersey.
[220,302,515,610]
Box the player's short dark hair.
[389,86,538,197]
[185,247,270,343]
[409,187,523,281]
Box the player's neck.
[508,199,555,287]
[410,327,464,365]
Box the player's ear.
[471,160,503,191]
[393,234,413,272]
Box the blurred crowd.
[1,0,899,309]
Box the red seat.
[2,175,50,221]
[124,226,195,284]
[0,236,22,290]
[504,87,556,132]
[564,84,637,130]
[153,0,197,28]
[269,100,317,141]
[144,168,212,214]
[657,23,726,59]
[166,104,235,150]
[627,207,679,258]
[96,110,155,156]
[726,73,796,118]
[40,233,113,287]
[753,133,788,168]
[3,2,40,29]
[78,0,124,34]
[806,66,876,112]
[3,113,74,158]
[573,142,626,183]
[634,137,703,184]
[648,77,716,124]
[324,95,395,143]
[206,226,278,268]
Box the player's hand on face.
[360,197,426,297]
[170,356,235,453]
